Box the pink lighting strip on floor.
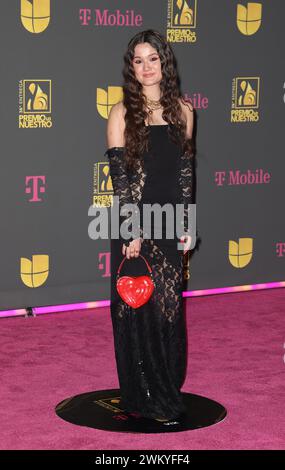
[0,309,27,318]
[0,281,284,319]
[182,280,285,297]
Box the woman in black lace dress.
[105,30,194,424]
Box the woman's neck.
[142,85,162,102]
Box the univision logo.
[21,0,50,33]
[228,238,253,268]
[236,2,262,35]
[20,254,49,287]
[96,86,123,119]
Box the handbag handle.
[116,254,153,276]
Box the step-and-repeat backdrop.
[0,1,284,311]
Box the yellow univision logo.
[237,2,262,35]
[20,254,49,287]
[96,86,123,119]
[21,0,50,34]
[229,238,253,268]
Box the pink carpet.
[1,288,284,449]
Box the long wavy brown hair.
[121,29,194,170]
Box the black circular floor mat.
[55,389,227,434]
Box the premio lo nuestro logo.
[231,77,260,123]
[19,79,52,128]
[93,162,113,208]
[167,0,197,43]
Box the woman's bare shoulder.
[178,96,194,114]
[106,101,126,147]
[108,101,126,121]
[178,97,194,139]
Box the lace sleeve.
[179,151,194,235]
[104,146,140,242]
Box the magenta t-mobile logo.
[98,252,111,277]
[25,176,46,202]
[79,8,142,26]
[276,243,285,257]
[215,169,271,186]
[79,8,91,25]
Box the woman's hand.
[180,235,192,254]
[122,238,142,259]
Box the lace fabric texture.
[105,127,193,419]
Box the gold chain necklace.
[145,96,162,115]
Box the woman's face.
[132,42,162,87]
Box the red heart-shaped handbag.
[116,254,155,309]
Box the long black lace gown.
[105,123,193,420]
